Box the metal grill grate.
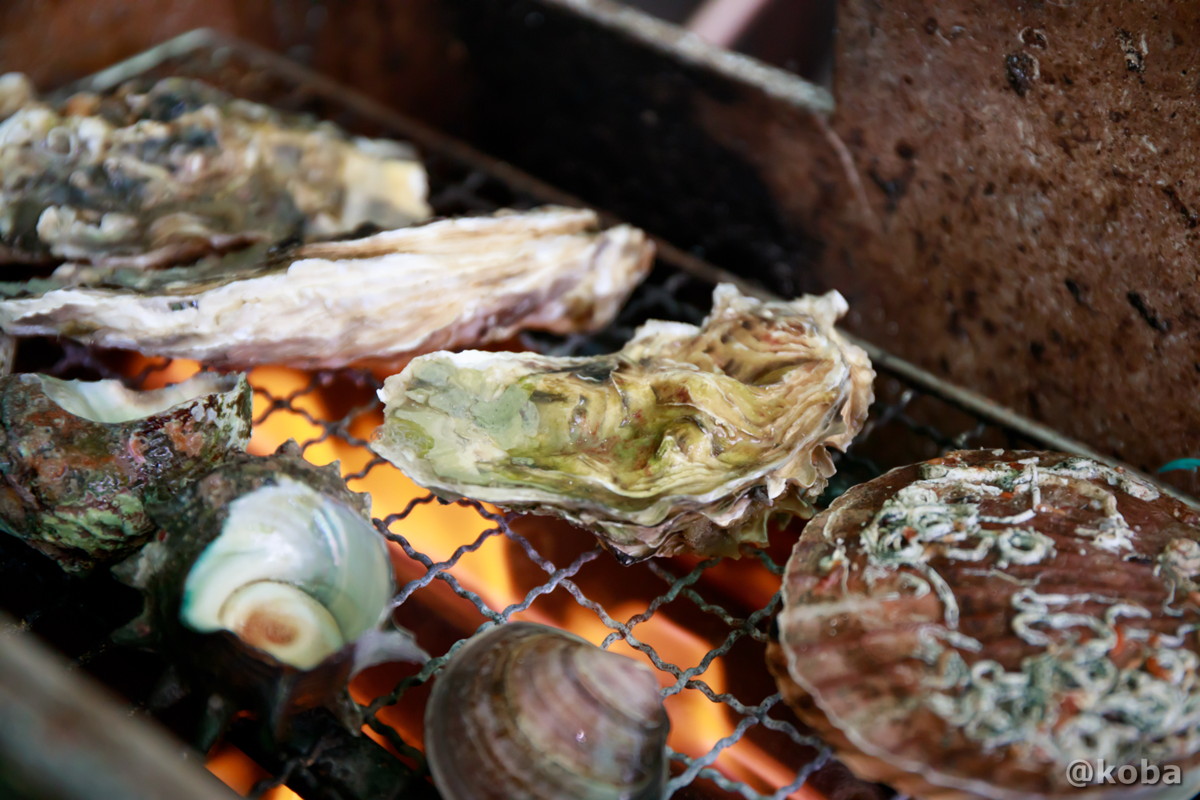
[2,30,1183,800]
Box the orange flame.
[142,362,831,799]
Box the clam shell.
[425,622,669,800]
[0,371,251,572]
[0,75,428,268]
[114,445,423,736]
[373,283,874,561]
[0,206,653,369]
[770,450,1200,799]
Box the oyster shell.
[0,207,654,369]
[115,445,425,738]
[372,284,874,561]
[0,75,429,268]
[0,371,250,572]
[425,622,669,800]
[769,450,1200,800]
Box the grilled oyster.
[769,450,1200,800]
[0,75,429,268]
[425,622,669,800]
[373,284,874,561]
[115,445,424,740]
[0,371,250,572]
[0,207,653,369]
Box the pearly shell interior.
[180,477,393,670]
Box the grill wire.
[0,34,1063,800]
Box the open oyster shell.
[0,75,429,268]
[114,444,425,740]
[769,450,1200,800]
[373,284,874,561]
[0,371,250,572]
[0,206,653,369]
[425,622,669,800]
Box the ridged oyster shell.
[0,207,653,369]
[373,284,874,561]
[769,450,1200,800]
[425,622,669,800]
[0,74,429,268]
[0,371,250,572]
[115,445,424,737]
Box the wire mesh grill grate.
[0,32,1089,800]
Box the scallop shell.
[373,283,874,561]
[425,622,669,800]
[0,371,250,572]
[114,445,424,738]
[0,75,428,268]
[769,449,1200,799]
[0,206,653,369]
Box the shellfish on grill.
[372,283,874,562]
[0,371,251,572]
[0,74,429,269]
[768,449,1200,799]
[424,622,669,800]
[114,444,425,739]
[0,206,654,369]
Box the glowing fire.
[127,354,825,799]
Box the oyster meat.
[769,450,1200,800]
[0,371,250,572]
[373,284,874,561]
[115,444,424,739]
[0,207,654,369]
[425,622,669,800]
[0,74,429,268]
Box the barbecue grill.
[1,9,1195,800]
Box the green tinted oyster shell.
[372,284,875,562]
[0,75,429,268]
[115,445,424,738]
[0,371,251,572]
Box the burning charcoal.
[425,622,668,800]
[768,449,1200,799]
[0,206,653,369]
[372,284,874,562]
[113,444,425,741]
[0,371,250,572]
[0,75,429,268]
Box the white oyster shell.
[0,207,653,369]
[373,284,874,561]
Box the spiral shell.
[425,622,669,800]
[0,371,250,572]
[114,444,424,737]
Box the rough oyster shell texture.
[0,371,250,572]
[115,445,423,739]
[769,449,1200,800]
[0,206,654,369]
[373,284,874,562]
[425,622,669,800]
[0,74,429,269]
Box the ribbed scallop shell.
[0,371,251,572]
[425,622,669,800]
[770,450,1200,800]
[374,284,874,561]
